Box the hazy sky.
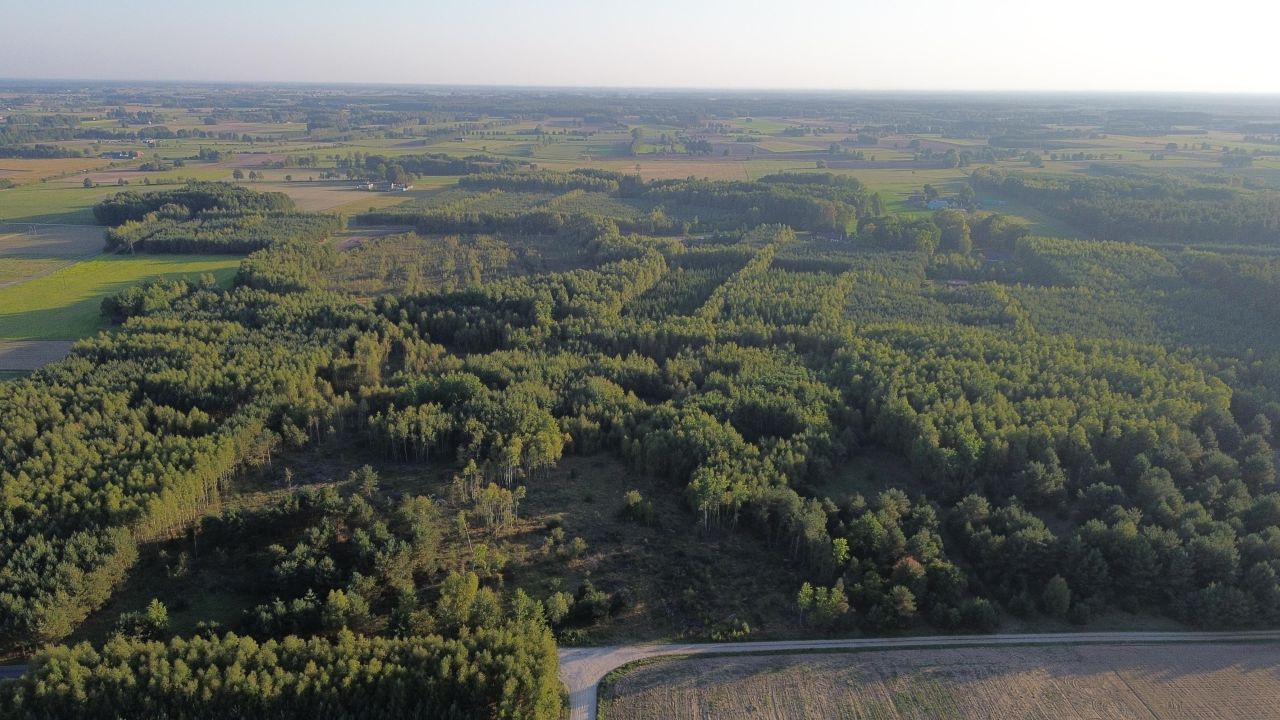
[4,0,1278,92]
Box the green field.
[0,255,240,339]
[0,256,73,288]
[0,183,113,224]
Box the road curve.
[559,630,1280,720]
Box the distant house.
[926,198,952,210]
[390,183,413,192]
[100,150,142,159]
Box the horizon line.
[3,76,1280,98]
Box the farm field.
[602,643,1280,720]
[0,222,104,256]
[0,182,116,224]
[0,257,72,288]
[0,254,239,340]
[0,157,112,183]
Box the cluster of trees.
[359,152,522,183]
[800,490,994,632]
[970,167,1280,246]
[0,624,560,719]
[93,182,295,225]
[1012,235,1177,289]
[0,143,84,159]
[359,172,880,238]
[1181,250,1280,314]
[105,208,339,254]
[93,182,340,255]
[0,299,348,648]
[459,169,631,195]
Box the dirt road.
[560,631,1280,720]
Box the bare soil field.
[0,223,103,257]
[0,340,75,370]
[602,643,1280,720]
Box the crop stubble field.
[602,643,1280,720]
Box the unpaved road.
[560,631,1280,720]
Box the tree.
[351,465,380,497]
[83,177,94,188]
[1043,575,1071,617]
[232,168,244,180]
[934,209,972,254]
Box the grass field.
[0,183,116,224]
[602,643,1280,720]
[0,255,240,340]
[0,256,73,288]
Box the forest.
[1,160,1279,717]
[971,167,1280,245]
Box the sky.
[3,0,1278,93]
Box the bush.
[620,489,655,524]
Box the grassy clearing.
[509,454,807,644]
[0,255,240,340]
[602,642,1280,720]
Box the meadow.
[0,254,239,339]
